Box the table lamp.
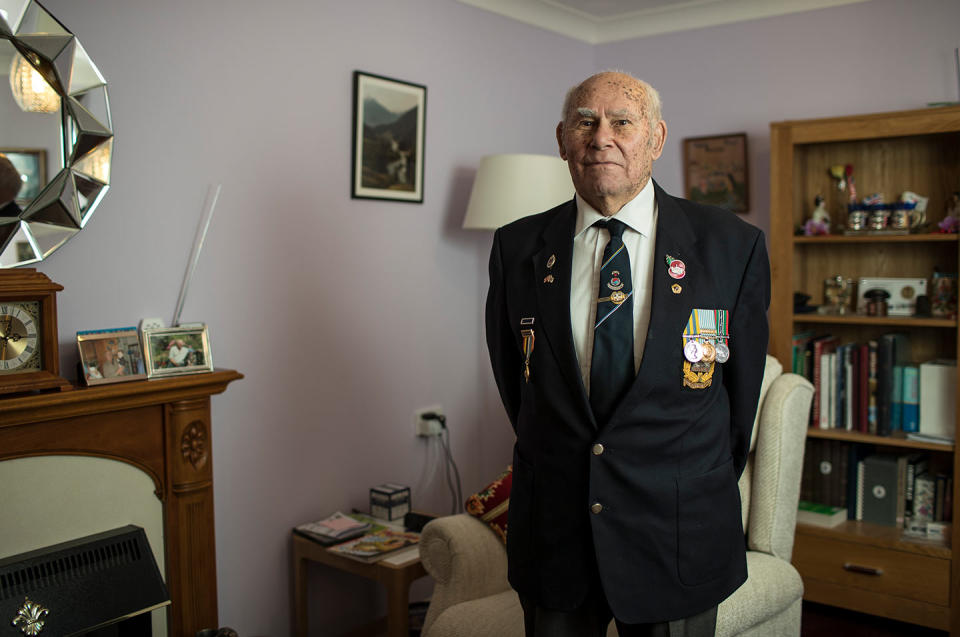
[462,154,573,230]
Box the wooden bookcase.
[769,105,960,633]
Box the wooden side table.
[292,531,429,637]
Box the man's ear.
[650,120,667,160]
[556,122,568,161]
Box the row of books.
[799,439,952,537]
[792,331,954,439]
[294,511,420,564]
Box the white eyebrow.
[576,107,597,118]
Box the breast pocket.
[676,458,743,586]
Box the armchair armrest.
[747,372,814,561]
[420,514,512,632]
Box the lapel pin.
[547,254,556,269]
[665,255,686,280]
[543,274,555,284]
[672,283,682,294]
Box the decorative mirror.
[0,0,112,267]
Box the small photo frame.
[352,71,426,203]
[682,133,749,213]
[142,325,213,378]
[77,327,147,386]
[0,148,47,205]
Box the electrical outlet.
[414,405,444,437]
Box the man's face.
[556,74,666,215]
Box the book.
[327,528,421,563]
[919,360,957,441]
[891,365,904,431]
[903,454,929,529]
[797,501,847,527]
[857,454,900,526]
[791,331,815,375]
[821,352,835,429]
[294,511,373,546]
[844,345,855,431]
[867,340,879,434]
[901,365,919,433]
[812,336,839,428]
[857,343,869,433]
[877,333,911,436]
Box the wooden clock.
[0,269,71,395]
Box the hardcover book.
[797,501,847,527]
[857,454,900,526]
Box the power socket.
[414,405,444,437]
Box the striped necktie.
[590,218,634,426]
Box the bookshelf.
[769,105,960,633]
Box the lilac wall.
[37,1,590,634]
[20,0,960,634]
[597,0,960,237]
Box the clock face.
[0,301,42,374]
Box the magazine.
[327,528,420,563]
[294,511,372,546]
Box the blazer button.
[591,502,603,514]
[592,443,604,456]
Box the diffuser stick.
[172,184,221,327]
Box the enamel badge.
[665,255,686,280]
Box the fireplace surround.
[0,369,242,636]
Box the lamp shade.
[462,154,573,230]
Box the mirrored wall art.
[0,0,113,267]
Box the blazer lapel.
[607,182,703,427]
[533,200,594,420]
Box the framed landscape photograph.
[142,325,213,378]
[352,71,426,203]
[0,148,46,205]
[76,327,147,386]
[682,133,749,213]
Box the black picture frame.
[351,71,426,203]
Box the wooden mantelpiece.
[0,369,243,637]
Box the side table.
[292,531,429,637]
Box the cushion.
[464,466,512,543]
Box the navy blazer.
[484,181,770,623]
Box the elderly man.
[484,71,770,637]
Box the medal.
[715,342,730,363]
[701,340,716,363]
[520,318,535,383]
[547,254,556,269]
[683,339,703,362]
[671,283,682,294]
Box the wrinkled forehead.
[567,74,648,119]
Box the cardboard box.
[919,360,957,441]
[370,483,410,521]
[857,277,927,316]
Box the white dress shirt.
[570,179,658,397]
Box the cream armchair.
[420,356,813,637]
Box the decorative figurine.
[938,191,960,233]
[803,195,830,235]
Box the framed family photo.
[142,325,213,379]
[0,148,46,205]
[76,327,147,386]
[682,133,749,213]
[352,71,426,203]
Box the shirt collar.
[573,178,656,238]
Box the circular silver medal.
[683,339,703,363]
[715,342,730,363]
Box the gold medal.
[701,340,716,363]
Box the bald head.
[0,154,22,207]
[561,71,663,135]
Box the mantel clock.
[0,269,71,394]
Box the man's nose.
[590,119,614,149]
